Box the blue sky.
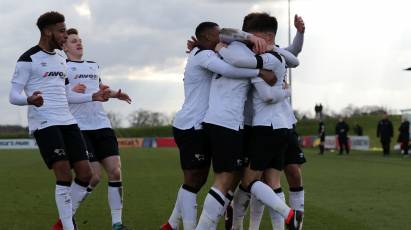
[1,0,410,126]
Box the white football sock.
[55,182,74,230]
[232,186,250,230]
[195,187,225,230]
[181,185,198,230]
[249,181,291,219]
[269,190,285,230]
[168,186,183,229]
[289,187,305,212]
[208,190,233,230]
[108,181,123,225]
[71,178,89,215]
[249,194,264,230]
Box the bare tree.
[107,112,122,128]
[128,109,170,127]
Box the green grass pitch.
[0,148,410,229]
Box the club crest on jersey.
[54,149,66,156]
[42,71,66,79]
[194,153,205,161]
[74,74,98,80]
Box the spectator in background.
[335,117,350,155]
[318,120,325,155]
[319,103,323,116]
[398,117,410,157]
[314,103,324,120]
[354,123,363,136]
[377,112,394,157]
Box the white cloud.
[1,0,411,126]
[74,1,91,18]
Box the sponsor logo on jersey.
[42,71,66,79]
[74,74,98,80]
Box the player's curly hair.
[36,11,65,32]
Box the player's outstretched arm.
[66,83,110,104]
[219,28,267,54]
[275,48,300,68]
[199,49,259,78]
[253,79,291,103]
[99,83,132,104]
[199,48,276,85]
[216,42,260,68]
[285,14,305,56]
[110,89,132,104]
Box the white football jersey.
[173,47,214,130]
[203,42,252,131]
[251,51,295,129]
[11,45,77,133]
[66,60,112,130]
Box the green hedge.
[114,126,173,138]
[0,114,403,149]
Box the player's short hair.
[195,21,219,40]
[36,11,65,32]
[242,13,260,31]
[242,12,277,34]
[67,28,78,35]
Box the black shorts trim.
[81,128,119,162]
[173,127,211,170]
[33,124,89,169]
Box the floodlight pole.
[288,0,293,105]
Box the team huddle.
[162,12,306,230]
[9,10,306,230]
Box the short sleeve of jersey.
[11,61,31,85]
[196,50,219,70]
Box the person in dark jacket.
[335,117,350,154]
[318,120,326,154]
[398,117,410,157]
[377,112,394,156]
[354,123,363,136]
